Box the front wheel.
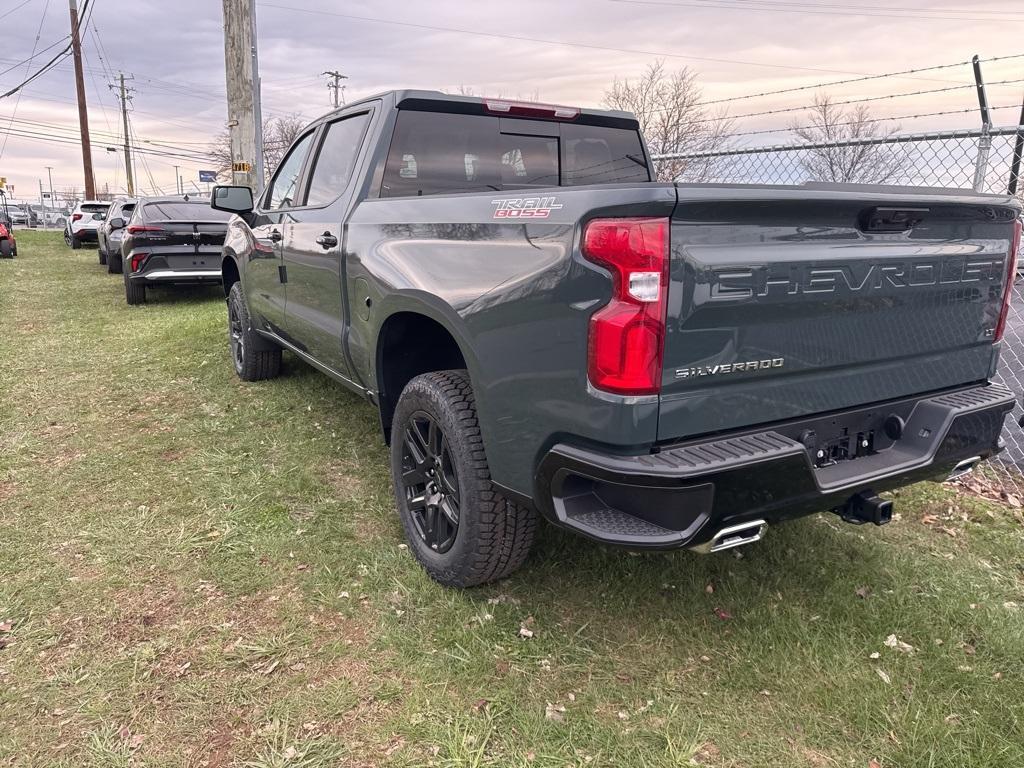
[227,282,281,381]
[390,370,537,588]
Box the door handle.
[315,231,338,249]
[268,229,282,243]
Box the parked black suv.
[114,196,232,304]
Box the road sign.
[199,170,218,183]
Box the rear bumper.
[534,383,1015,550]
[130,268,221,284]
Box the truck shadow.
[141,284,224,305]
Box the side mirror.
[211,185,254,214]
[109,217,125,230]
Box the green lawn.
[2,230,1024,767]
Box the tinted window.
[561,124,649,186]
[143,202,231,221]
[305,113,370,206]
[265,132,315,210]
[381,111,648,198]
[82,204,109,213]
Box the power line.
[256,1,913,78]
[607,0,1024,23]
[0,0,33,22]
[1,0,52,162]
[0,0,91,99]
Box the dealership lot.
[2,231,1024,766]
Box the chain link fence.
[653,125,1024,500]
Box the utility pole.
[323,70,348,109]
[110,72,135,196]
[68,0,95,199]
[221,0,263,189]
[45,166,55,212]
[173,165,180,194]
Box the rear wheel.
[98,248,107,265]
[0,239,12,259]
[390,370,537,588]
[107,253,122,274]
[124,272,145,305]
[71,234,82,250]
[228,282,281,381]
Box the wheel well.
[221,257,240,297]
[377,312,467,441]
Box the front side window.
[265,132,315,210]
[305,112,371,207]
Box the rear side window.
[143,202,231,221]
[305,112,371,207]
[380,111,648,198]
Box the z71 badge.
[491,196,563,219]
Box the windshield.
[144,201,231,222]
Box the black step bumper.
[534,384,1015,550]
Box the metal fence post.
[972,55,993,192]
[1007,87,1024,196]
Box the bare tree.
[210,113,306,184]
[604,61,733,182]
[791,95,906,184]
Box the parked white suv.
[65,200,110,249]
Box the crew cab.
[211,90,1021,587]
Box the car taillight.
[72,213,82,222]
[130,252,148,272]
[127,225,164,234]
[995,218,1022,342]
[583,217,670,396]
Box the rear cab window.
[380,110,649,198]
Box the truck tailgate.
[658,187,1020,442]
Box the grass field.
[2,230,1024,767]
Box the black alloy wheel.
[400,411,460,553]
[228,298,245,375]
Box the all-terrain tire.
[124,271,146,305]
[107,253,122,274]
[0,239,12,259]
[227,282,281,381]
[390,370,538,588]
[98,248,107,265]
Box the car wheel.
[107,253,122,274]
[124,271,146,305]
[98,248,107,266]
[0,239,12,259]
[227,282,282,381]
[71,235,82,250]
[390,370,538,588]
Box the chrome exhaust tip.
[693,519,768,554]
[946,456,982,482]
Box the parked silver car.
[97,197,137,270]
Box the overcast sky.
[0,0,1022,201]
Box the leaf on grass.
[855,586,872,599]
[714,607,732,620]
[545,702,566,722]
[518,626,534,639]
[0,622,12,633]
[921,514,939,525]
[883,634,914,653]
[876,669,891,684]
[869,760,882,768]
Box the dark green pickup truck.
[210,90,1021,587]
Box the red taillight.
[484,99,579,120]
[130,252,148,272]
[995,218,1021,342]
[72,213,82,222]
[583,217,669,395]
[127,225,164,234]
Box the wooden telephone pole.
[69,0,95,199]
[221,0,263,189]
[110,73,135,196]
[324,70,347,109]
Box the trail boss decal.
[676,358,785,380]
[491,196,563,219]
